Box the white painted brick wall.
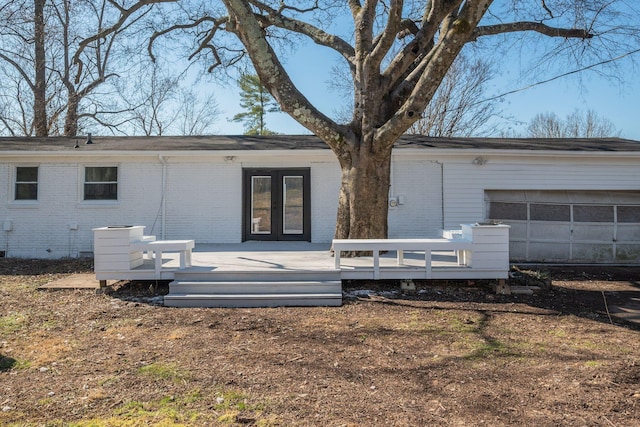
[1,161,164,258]
[162,162,241,243]
[0,153,343,257]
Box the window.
[618,206,640,223]
[488,202,527,220]
[15,166,38,200]
[573,205,613,222]
[84,166,117,200]
[530,204,570,221]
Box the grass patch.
[36,390,275,426]
[214,389,270,425]
[547,328,568,338]
[214,390,253,412]
[25,337,75,366]
[0,313,27,334]
[465,339,518,360]
[137,362,188,382]
[74,394,207,426]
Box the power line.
[476,48,640,106]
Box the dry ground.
[1,258,639,426]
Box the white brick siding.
[0,152,342,257]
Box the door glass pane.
[283,176,303,234]
[251,176,271,234]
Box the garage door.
[485,190,640,263]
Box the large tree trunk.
[33,0,47,137]
[64,93,79,136]
[334,145,391,241]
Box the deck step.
[166,268,343,308]
[172,269,340,282]
[169,280,341,295]
[164,292,342,308]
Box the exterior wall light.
[472,156,488,165]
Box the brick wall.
[0,152,343,258]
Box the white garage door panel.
[529,242,570,260]
[529,222,572,240]
[618,224,640,241]
[572,244,614,262]
[510,242,527,257]
[572,224,614,241]
[508,223,528,240]
[617,245,640,261]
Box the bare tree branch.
[369,0,404,70]
[222,0,349,151]
[249,0,355,63]
[73,0,176,77]
[474,22,594,40]
[0,52,35,91]
[148,16,224,63]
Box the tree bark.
[64,93,79,136]
[334,144,391,241]
[33,0,48,137]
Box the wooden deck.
[96,241,495,281]
[93,224,511,307]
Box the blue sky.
[211,22,640,141]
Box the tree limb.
[148,16,224,63]
[541,0,554,19]
[474,22,594,40]
[378,0,491,147]
[0,52,35,91]
[223,0,351,153]
[370,0,404,68]
[381,0,461,92]
[73,0,176,76]
[249,0,355,64]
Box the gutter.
[391,148,640,159]
[0,149,335,159]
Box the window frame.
[12,165,39,203]
[82,165,119,203]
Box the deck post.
[373,250,380,280]
[424,251,432,279]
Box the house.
[1,135,639,264]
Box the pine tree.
[232,74,280,135]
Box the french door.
[243,168,311,241]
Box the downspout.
[439,161,445,231]
[389,155,395,200]
[159,154,167,240]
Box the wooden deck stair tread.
[166,293,341,299]
[166,269,343,307]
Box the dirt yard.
[1,259,639,426]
